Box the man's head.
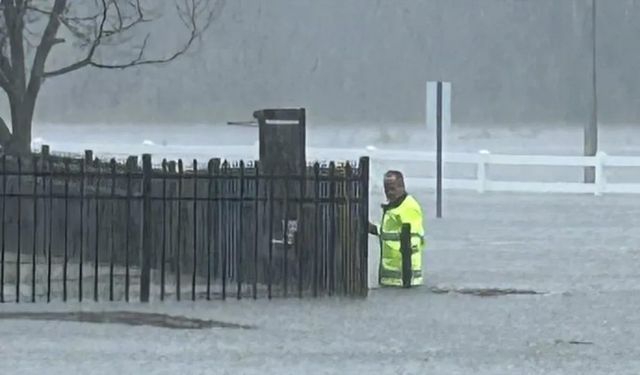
[383,170,406,202]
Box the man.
[369,170,425,287]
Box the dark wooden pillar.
[253,108,306,293]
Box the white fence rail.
[46,142,640,195]
[359,148,639,195]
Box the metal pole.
[436,81,443,218]
[584,0,598,183]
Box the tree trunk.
[7,120,32,155]
[5,94,35,155]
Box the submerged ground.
[0,123,637,373]
[1,188,638,374]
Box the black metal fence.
[0,148,370,303]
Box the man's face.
[384,175,405,202]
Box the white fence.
[310,147,640,195]
[44,142,640,195]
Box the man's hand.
[368,222,379,235]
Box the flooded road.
[1,190,638,374]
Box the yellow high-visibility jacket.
[374,194,425,286]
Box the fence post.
[359,156,370,297]
[140,154,152,302]
[477,150,490,193]
[400,223,411,288]
[595,151,607,196]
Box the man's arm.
[368,222,379,235]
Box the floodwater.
[30,122,640,156]
[30,122,640,184]
[0,123,638,374]
[0,188,638,374]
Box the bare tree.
[0,0,225,154]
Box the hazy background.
[28,0,640,127]
[3,3,640,373]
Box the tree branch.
[26,0,66,99]
[26,4,101,22]
[3,0,27,93]
[42,0,110,78]
[43,0,224,78]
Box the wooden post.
[140,154,152,302]
[253,108,306,293]
[84,150,93,165]
[127,156,138,169]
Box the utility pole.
[584,0,598,183]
